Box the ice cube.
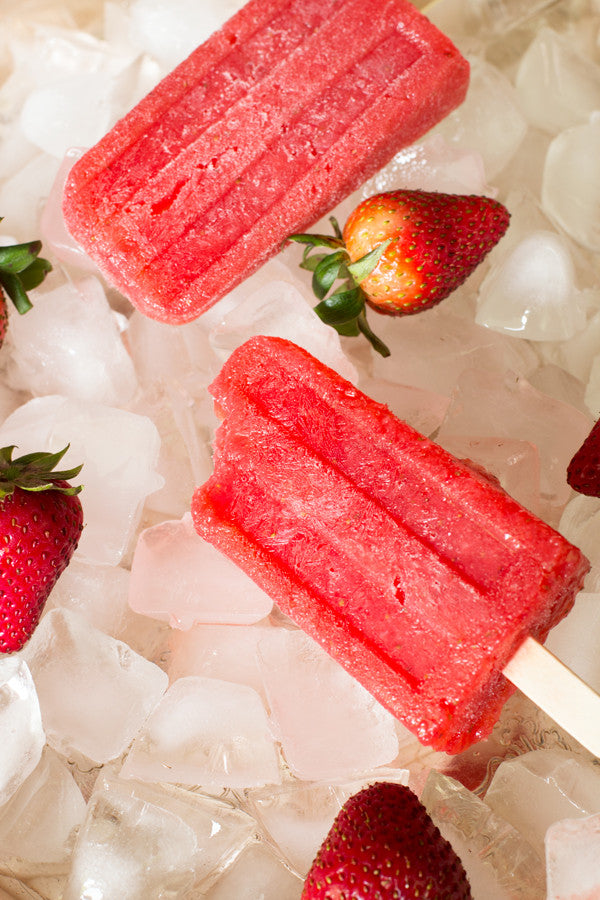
[245,769,409,878]
[5,276,138,406]
[40,148,101,271]
[436,368,592,520]
[484,749,600,859]
[129,514,273,629]
[21,608,168,764]
[438,434,541,515]
[358,374,450,438]
[370,304,537,398]
[0,657,45,807]
[434,56,527,179]
[475,231,586,342]
[16,28,155,159]
[121,675,281,790]
[421,770,545,899]
[0,747,85,868]
[124,0,247,70]
[516,27,600,135]
[359,133,490,197]
[545,813,600,900]
[204,840,303,900]
[48,559,131,638]
[542,117,600,252]
[560,496,600,592]
[63,783,200,899]
[168,621,275,699]
[0,152,60,241]
[210,279,359,385]
[545,593,600,694]
[0,395,164,565]
[258,629,399,782]
[64,772,257,898]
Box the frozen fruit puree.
[192,336,590,754]
[62,0,469,325]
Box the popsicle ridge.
[63,0,469,324]
[192,337,590,753]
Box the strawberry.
[287,189,509,357]
[302,782,472,900]
[567,418,600,497]
[0,445,84,653]
[0,218,52,347]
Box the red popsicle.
[62,0,469,324]
[191,336,591,754]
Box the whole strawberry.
[302,782,472,900]
[0,219,52,347]
[567,418,600,497]
[288,189,509,356]
[0,445,83,653]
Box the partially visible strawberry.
[0,218,52,347]
[567,418,600,497]
[0,445,84,653]
[302,782,472,900]
[287,189,509,357]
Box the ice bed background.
[1,0,600,897]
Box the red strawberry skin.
[343,190,509,315]
[302,782,472,900]
[0,483,83,653]
[567,418,600,497]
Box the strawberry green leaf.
[0,229,52,316]
[0,240,42,275]
[299,252,328,273]
[19,256,53,291]
[347,238,392,283]
[0,444,83,498]
[314,285,365,325]
[312,250,348,301]
[332,319,360,337]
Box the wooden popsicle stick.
[503,637,600,759]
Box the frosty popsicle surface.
[62,0,469,325]
[191,336,590,754]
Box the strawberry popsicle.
[191,336,590,754]
[62,0,469,325]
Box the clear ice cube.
[0,657,45,807]
[120,675,281,790]
[204,840,303,900]
[0,395,164,565]
[21,608,168,765]
[245,769,409,877]
[258,629,399,782]
[129,513,273,629]
[485,749,600,859]
[64,772,256,898]
[421,770,545,899]
[516,27,600,135]
[0,747,85,868]
[542,117,600,252]
[168,621,275,699]
[5,276,138,406]
[475,231,586,342]
[545,812,600,900]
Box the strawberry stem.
[357,309,390,358]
